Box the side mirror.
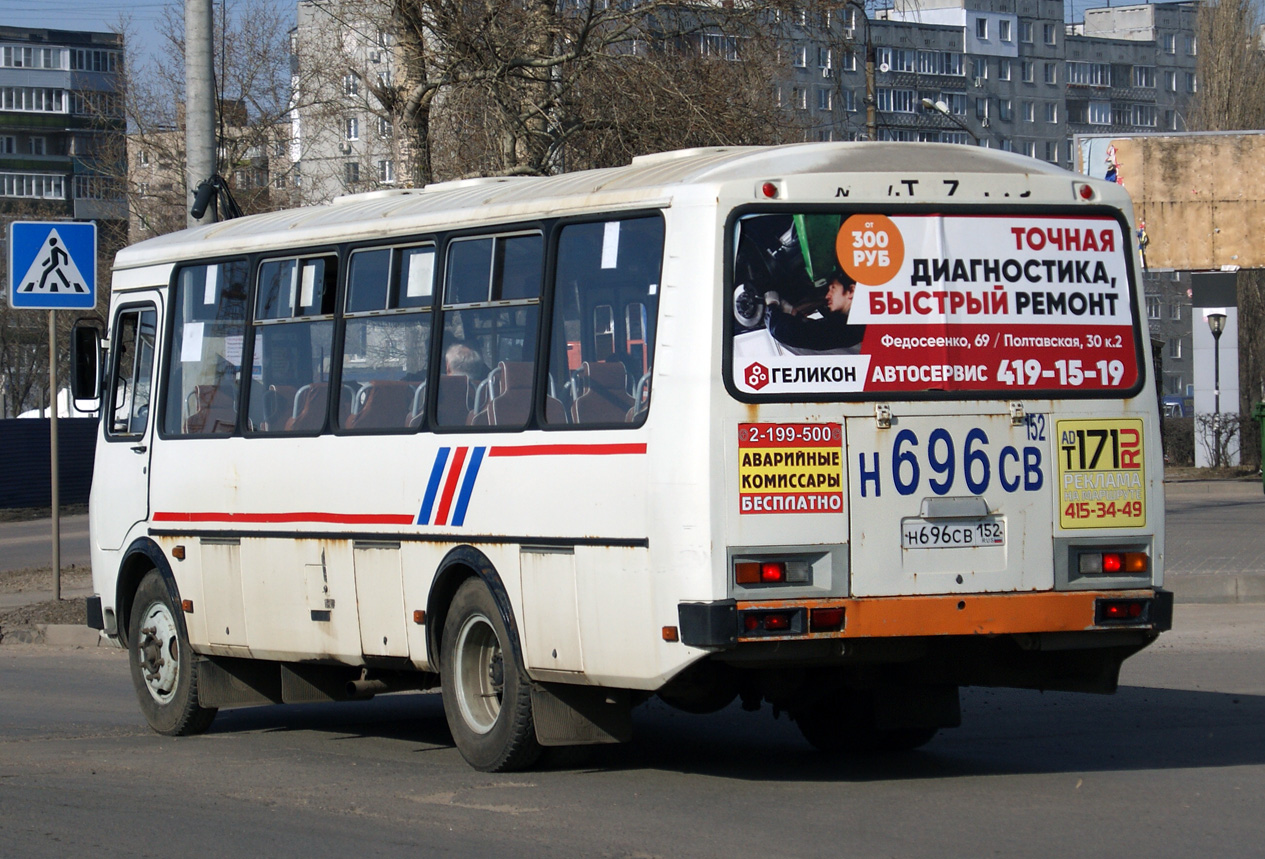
[70,319,103,406]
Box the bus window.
[339,244,434,431]
[545,216,664,426]
[437,233,542,428]
[107,307,156,437]
[247,254,338,434]
[162,260,249,436]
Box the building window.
[1184,35,1197,56]
[1021,61,1034,83]
[1147,296,1161,319]
[1088,101,1111,125]
[0,135,13,154]
[998,58,1011,81]
[1044,141,1058,161]
[1131,104,1157,127]
[818,46,833,70]
[1165,70,1177,92]
[1067,62,1111,87]
[1169,339,1182,358]
[877,88,917,113]
[378,159,395,183]
[919,51,963,76]
[29,136,45,155]
[274,174,286,189]
[344,162,360,184]
[0,172,64,199]
[1020,21,1033,44]
[1164,33,1176,54]
[345,117,359,140]
[1133,66,1156,88]
[1043,23,1056,45]
[1022,141,1036,158]
[976,97,989,120]
[1000,19,1012,41]
[1045,102,1057,123]
[0,86,66,113]
[791,86,807,110]
[972,57,988,81]
[1170,302,1183,321]
[1185,72,1197,93]
[817,88,833,111]
[976,17,988,39]
[1044,62,1056,84]
[998,99,1013,121]
[877,48,916,73]
[841,89,856,112]
[842,50,857,72]
[1023,101,1035,122]
[343,74,359,96]
[792,44,807,67]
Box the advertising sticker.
[1056,418,1145,528]
[731,212,1139,397]
[739,423,843,515]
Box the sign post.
[8,221,97,602]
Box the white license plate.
[900,518,1005,549]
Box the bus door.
[95,294,161,551]
[845,411,1055,597]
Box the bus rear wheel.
[440,578,542,772]
[127,570,217,736]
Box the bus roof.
[114,142,1080,271]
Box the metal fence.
[0,419,97,508]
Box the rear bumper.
[678,588,1173,648]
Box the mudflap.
[531,682,633,746]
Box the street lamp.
[1207,311,1227,468]
[920,98,980,144]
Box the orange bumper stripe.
[737,590,1158,639]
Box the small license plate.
[901,518,1005,549]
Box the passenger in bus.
[762,269,865,354]
[445,342,489,383]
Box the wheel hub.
[136,602,179,704]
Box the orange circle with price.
[837,214,905,285]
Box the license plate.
[900,518,1005,549]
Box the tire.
[792,690,937,755]
[127,570,217,736]
[440,578,541,772]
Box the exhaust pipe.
[346,678,390,700]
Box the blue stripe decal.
[417,447,451,524]
[450,447,486,527]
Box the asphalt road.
[0,513,90,572]
[3,603,1265,858]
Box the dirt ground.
[0,566,91,631]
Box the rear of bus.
[668,145,1168,749]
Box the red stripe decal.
[488,443,647,457]
[152,511,416,525]
[433,446,469,526]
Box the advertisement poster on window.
[730,212,1140,398]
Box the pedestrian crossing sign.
[8,221,97,310]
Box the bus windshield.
[729,210,1142,400]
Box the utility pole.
[186,0,217,227]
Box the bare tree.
[297,0,804,193]
[94,1,304,241]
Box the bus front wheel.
[127,570,217,736]
[440,578,542,772]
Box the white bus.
[73,143,1170,772]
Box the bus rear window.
[729,211,1141,399]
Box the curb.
[1167,574,1265,605]
[0,624,105,647]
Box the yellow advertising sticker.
[1056,418,1145,529]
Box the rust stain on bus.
[737,590,1158,639]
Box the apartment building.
[0,26,125,220]
[782,0,1197,167]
